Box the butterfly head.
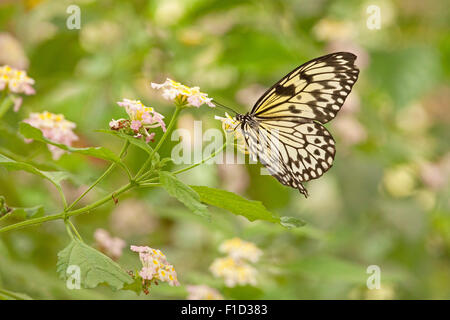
[235,113,245,122]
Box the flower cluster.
[210,257,258,287]
[0,65,35,95]
[130,245,179,293]
[23,111,78,160]
[0,65,35,111]
[210,237,261,287]
[109,99,166,142]
[93,229,126,261]
[186,285,224,300]
[151,78,215,108]
[219,237,263,263]
[215,112,248,153]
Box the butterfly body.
[229,52,359,198]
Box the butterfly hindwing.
[241,119,336,197]
[251,52,359,124]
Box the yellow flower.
[215,113,248,154]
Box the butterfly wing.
[251,52,359,123]
[241,119,335,197]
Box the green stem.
[172,142,227,175]
[139,182,161,187]
[135,105,183,180]
[58,188,68,210]
[0,183,134,233]
[139,142,227,184]
[0,288,30,300]
[64,220,75,240]
[67,219,83,241]
[66,141,130,211]
[0,95,14,119]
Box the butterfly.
[222,52,359,198]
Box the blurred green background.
[0,0,449,299]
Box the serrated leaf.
[159,171,210,219]
[0,205,44,222]
[191,186,304,228]
[0,154,69,196]
[20,123,121,163]
[56,240,133,291]
[121,276,143,295]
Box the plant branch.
[172,142,227,175]
[0,94,13,119]
[0,182,134,233]
[135,105,182,180]
[66,141,130,211]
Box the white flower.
[219,237,262,263]
[186,285,224,300]
[151,78,215,108]
[210,257,258,287]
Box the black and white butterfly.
[226,52,359,197]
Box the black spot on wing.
[275,84,296,96]
[288,105,302,114]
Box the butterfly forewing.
[251,52,359,124]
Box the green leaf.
[0,288,32,300]
[0,205,44,222]
[56,240,133,290]
[280,216,306,228]
[121,276,143,295]
[159,171,210,219]
[20,123,121,163]
[284,255,368,283]
[0,154,69,195]
[97,129,155,156]
[191,186,304,228]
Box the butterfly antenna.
[212,99,239,115]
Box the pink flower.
[0,65,35,112]
[23,111,78,160]
[130,120,142,131]
[12,96,23,112]
[130,245,180,288]
[130,245,151,253]
[94,229,126,261]
[0,65,35,95]
[110,99,166,144]
[145,132,155,143]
